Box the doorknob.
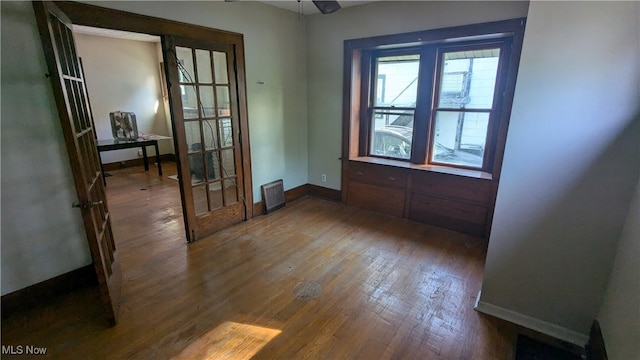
[72,200,103,209]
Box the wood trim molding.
[253,184,342,216]
[308,184,342,202]
[252,184,309,216]
[285,184,311,203]
[474,291,589,347]
[57,1,243,43]
[253,201,265,217]
[102,154,176,172]
[1,265,97,319]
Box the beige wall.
[74,33,174,163]
[478,0,640,345]
[305,1,530,189]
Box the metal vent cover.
[261,179,285,214]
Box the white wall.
[597,178,640,359]
[75,33,173,163]
[305,1,530,189]
[478,0,640,345]
[0,0,307,294]
[1,1,92,295]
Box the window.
[345,19,525,175]
[370,53,419,159]
[431,47,500,168]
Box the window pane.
[217,86,230,117]
[180,85,198,119]
[176,47,195,83]
[221,149,235,176]
[184,121,201,153]
[208,182,223,210]
[437,49,500,109]
[223,178,238,205]
[199,86,215,118]
[192,185,208,216]
[213,51,228,84]
[188,154,206,184]
[203,120,218,151]
[431,111,488,168]
[374,54,420,108]
[370,110,414,159]
[195,49,213,83]
[219,118,233,148]
[205,151,221,181]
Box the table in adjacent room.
[97,138,163,185]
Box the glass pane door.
[164,36,247,242]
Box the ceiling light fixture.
[312,0,341,14]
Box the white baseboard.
[474,291,589,346]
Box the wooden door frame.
[56,1,255,235]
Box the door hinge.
[72,200,103,210]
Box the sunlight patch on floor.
[171,321,281,360]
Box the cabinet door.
[347,162,407,188]
[408,193,488,236]
[410,171,492,204]
[347,182,405,217]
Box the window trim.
[342,18,526,180]
[428,41,509,172]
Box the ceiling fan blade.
[312,0,341,14]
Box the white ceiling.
[260,0,374,15]
[72,1,375,41]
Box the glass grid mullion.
[432,108,492,112]
[208,50,226,206]
[188,47,213,211]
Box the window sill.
[349,156,493,180]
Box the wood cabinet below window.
[343,160,496,238]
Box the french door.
[33,1,121,324]
[163,37,251,242]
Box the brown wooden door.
[163,37,248,242]
[33,1,121,325]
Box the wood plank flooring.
[1,163,517,359]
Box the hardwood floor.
[1,163,518,359]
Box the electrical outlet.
[321,174,327,182]
[138,149,143,156]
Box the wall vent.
[261,179,285,214]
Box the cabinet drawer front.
[410,172,492,204]
[408,194,487,236]
[347,182,405,217]
[348,162,407,188]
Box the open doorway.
[73,25,175,173]
[37,1,254,324]
[72,25,185,242]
